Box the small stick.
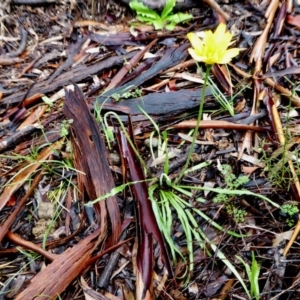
[172,120,271,132]
[0,57,23,65]
[283,216,300,257]
[6,231,58,261]
[203,0,230,21]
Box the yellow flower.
[187,23,240,65]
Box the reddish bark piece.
[118,126,173,299]
[15,227,102,300]
[17,105,47,130]
[64,84,121,244]
[286,14,300,28]
[262,90,277,137]
[6,231,57,262]
[212,64,233,95]
[106,38,158,91]
[6,195,16,207]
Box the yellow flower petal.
[188,48,206,62]
[203,31,215,55]
[187,22,240,65]
[219,31,232,50]
[214,23,227,40]
[187,33,203,53]
[218,48,240,64]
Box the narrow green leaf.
[150,188,183,260]
[136,15,159,23]
[153,19,164,30]
[129,0,160,19]
[41,96,53,107]
[216,249,251,299]
[86,179,151,206]
[163,131,169,175]
[161,0,176,19]
[165,12,193,24]
[251,252,260,299]
[179,185,281,209]
[165,23,176,31]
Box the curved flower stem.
[175,64,212,184]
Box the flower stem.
[175,64,212,184]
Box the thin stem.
[175,64,212,184]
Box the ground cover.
[1,0,300,299]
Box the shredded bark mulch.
[1,0,300,299]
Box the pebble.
[109,152,121,165]
[145,137,159,148]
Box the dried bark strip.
[15,227,102,300]
[250,0,280,65]
[0,141,62,211]
[106,38,158,91]
[2,51,138,105]
[0,171,43,243]
[118,127,173,299]
[15,129,61,155]
[98,88,213,117]
[88,32,148,47]
[47,37,88,84]
[0,123,43,152]
[100,43,189,98]
[64,84,121,244]
[203,0,230,20]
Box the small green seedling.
[111,88,142,102]
[41,95,54,107]
[60,119,73,137]
[236,252,261,300]
[129,0,193,30]
[213,164,249,223]
[281,201,299,226]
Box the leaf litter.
[0,0,300,299]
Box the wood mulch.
[1,0,300,299]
